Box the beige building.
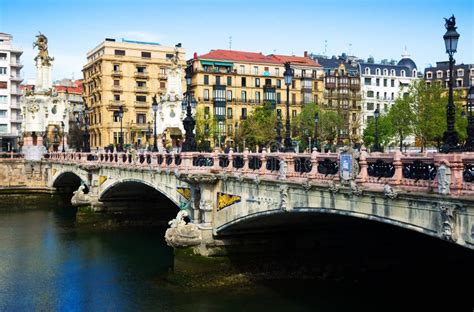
[189,49,324,148]
[82,38,186,149]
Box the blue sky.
[1,0,473,81]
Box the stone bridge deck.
[42,149,474,253]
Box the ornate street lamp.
[373,108,380,152]
[314,111,319,151]
[283,62,295,152]
[182,64,197,152]
[152,95,159,152]
[441,15,461,153]
[465,86,474,151]
[118,105,124,152]
[60,121,65,152]
[146,121,151,150]
[274,110,282,152]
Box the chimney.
[304,51,308,57]
[193,52,198,59]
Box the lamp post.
[60,121,65,152]
[374,108,380,152]
[283,62,295,152]
[146,121,151,150]
[465,86,474,151]
[314,111,319,151]
[152,95,159,152]
[274,110,282,152]
[118,105,124,152]
[182,64,197,152]
[441,15,461,153]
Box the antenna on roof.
[324,40,328,56]
[229,36,232,50]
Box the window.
[114,94,120,101]
[391,92,394,100]
[227,107,233,118]
[277,92,281,104]
[136,81,146,87]
[391,79,395,87]
[401,70,406,77]
[114,49,125,56]
[227,76,232,86]
[136,66,146,73]
[204,75,209,85]
[215,76,221,85]
[276,109,282,118]
[365,68,370,75]
[276,79,281,88]
[160,82,166,89]
[367,91,374,98]
[275,68,280,76]
[376,91,380,99]
[166,53,174,60]
[255,91,260,103]
[412,69,417,77]
[241,108,247,119]
[136,114,146,124]
[436,71,443,78]
[214,106,225,117]
[241,77,246,87]
[364,78,371,85]
[383,79,387,87]
[203,89,209,101]
[390,69,395,76]
[0,67,6,75]
[383,69,388,76]
[0,124,7,133]
[352,113,356,121]
[241,91,247,102]
[292,110,297,118]
[160,67,166,75]
[457,69,464,77]
[136,95,146,102]
[239,65,245,74]
[376,78,380,86]
[141,51,151,58]
[255,78,260,87]
[114,80,120,86]
[265,78,271,86]
[383,92,387,100]
[227,90,232,101]
[367,102,374,110]
[427,72,433,79]
[292,93,296,104]
[253,66,258,75]
[0,96,7,103]
[456,79,463,87]
[376,68,381,75]
[0,53,6,60]
[113,64,120,72]
[0,110,7,117]
[292,80,295,89]
[113,113,120,122]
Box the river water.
[0,197,473,311]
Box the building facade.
[0,33,23,151]
[314,54,362,143]
[424,61,474,104]
[359,51,418,135]
[82,38,186,150]
[189,49,323,149]
[54,79,84,121]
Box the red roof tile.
[269,54,321,67]
[198,49,278,64]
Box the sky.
[1,0,473,81]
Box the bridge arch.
[99,178,180,208]
[216,207,440,243]
[51,171,86,190]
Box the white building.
[0,33,23,151]
[359,50,418,138]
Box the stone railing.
[45,149,474,197]
[0,152,23,159]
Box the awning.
[200,60,234,67]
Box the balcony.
[10,61,23,68]
[10,89,22,95]
[134,71,149,79]
[135,86,148,92]
[111,85,122,92]
[108,100,125,109]
[10,76,23,82]
[10,103,21,110]
[158,73,167,79]
[10,116,23,123]
[111,70,122,77]
[134,101,149,108]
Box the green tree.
[194,108,216,152]
[236,102,277,151]
[362,113,393,151]
[388,94,415,151]
[319,110,344,151]
[292,103,319,151]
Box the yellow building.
[82,38,186,150]
[189,50,324,148]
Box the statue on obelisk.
[33,32,54,91]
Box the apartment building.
[0,33,23,151]
[189,49,323,147]
[82,38,186,149]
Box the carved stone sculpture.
[350,180,363,196]
[278,159,287,180]
[71,184,94,206]
[439,203,459,242]
[328,180,340,194]
[437,164,451,195]
[164,210,202,248]
[279,184,289,211]
[383,184,398,199]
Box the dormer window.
[427,72,433,79]
[376,68,381,75]
[401,70,406,77]
[457,69,464,77]
[436,71,443,78]
[390,69,395,76]
[412,69,417,77]
[365,68,370,75]
[383,69,388,76]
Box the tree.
[362,113,393,151]
[235,102,277,151]
[388,95,415,151]
[194,108,216,152]
[319,110,344,151]
[292,103,319,151]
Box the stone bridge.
[44,149,474,254]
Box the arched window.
[401,70,406,77]
[412,69,417,77]
[365,67,370,75]
[390,69,395,76]
[383,69,388,76]
[376,68,381,75]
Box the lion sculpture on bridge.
[165,210,202,248]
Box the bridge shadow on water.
[218,213,474,311]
